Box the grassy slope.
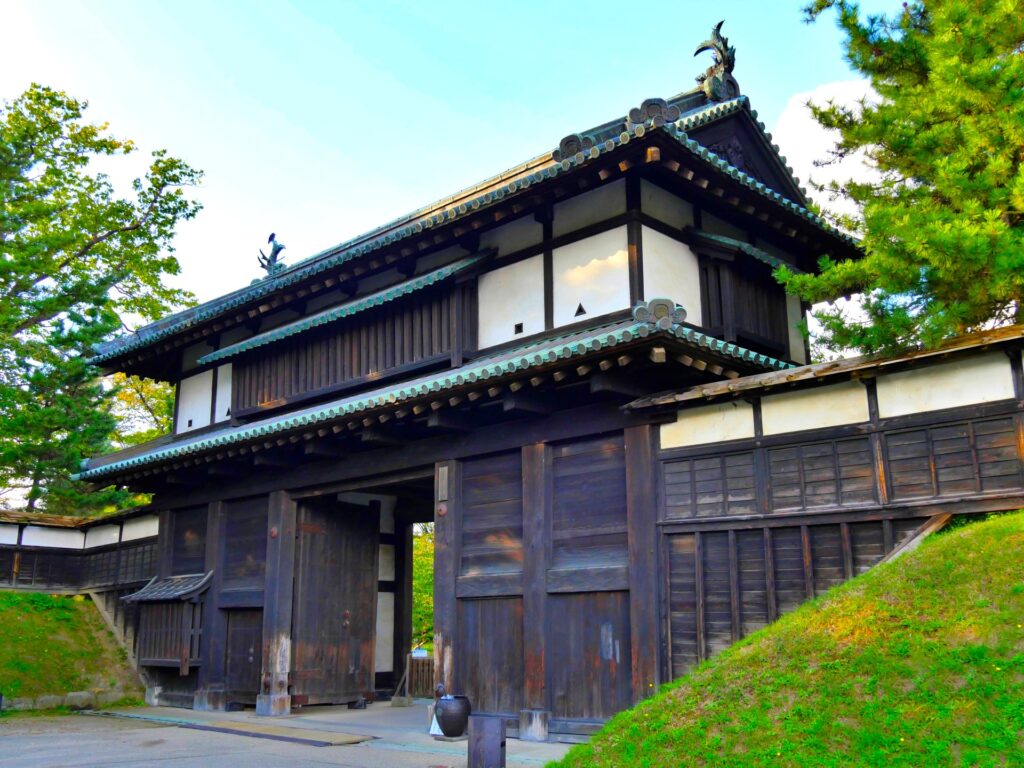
[552,513,1024,768]
[0,592,141,701]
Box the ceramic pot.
[435,695,472,737]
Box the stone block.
[8,697,35,711]
[519,709,550,742]
[96,690,126,707]
[36,695,64,710]
[64,691,95,710]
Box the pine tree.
[779,0,1024,354]
[0,85,201,514]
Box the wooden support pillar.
[626,174,644,305]
[195,500,226,711]
[393,520,414,686]
[257,491,297,716]
[625,425,660,702]
[520,443,551,741]
[433,460,460,695]
[157,509,173,578]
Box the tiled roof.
[198,253,486,366]
[122,572,213,603]
[77,301,793,481]
[91,95,851,367]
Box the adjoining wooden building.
[72,25,1024,739]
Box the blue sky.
[1,0,887,304]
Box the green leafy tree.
[108,373,175,450]
[0,84,200,515]
[780,0,1024,354]
[411,527,434,650]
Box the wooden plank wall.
[234,287,462,413]
[662,414,1022,521]
[664,516,927,678]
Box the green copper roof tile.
[686,229,805,273]
[197,254,485,366]
[76,301,792,481]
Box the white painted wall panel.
[552,227,630,327]
[122,515,159,541]
[0,524,19,545]
[762,380,869,435]
[641,179,694,229]
[176,370,213,433]
[379,544,396,582]
[21,526,84,549]
[641,226,702,325]
[786,295,807,365]
[84,524,120,549]
[375,591,395,673]
[480,215,542,256]
[660,400,755,449]
[553,179,625,238]
[877,353,1016,418]
[477,255,545,348]
[214,364,233,422]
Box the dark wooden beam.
[433,460,459,694]
[361,428,407,446]
[625,425,659,702]
[426,410,473,432]
[502,390,554,416]
[589,371,647,397]
[253,453,293,468]
[303,439,346,458]
[257,491,297,715]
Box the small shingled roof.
[122,572,213,603]
[197,252,486,366]
[91,95,852,367]
[77,300,793,482]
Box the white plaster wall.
[379,544,396,581]
[786,295,807,365]
[477,255,545,348]
[0,524,18,545]
[214,364,233,422]
[553,179,625,238]
[122,515,159,541]
[552,227,630,327]
[641,226,702,325]
[21,526,84,549]
[182,341,214,371]
[762,380,869,435]
[877,353,1016,418]
[375,591,395,673]
[84,524,120,549]
[176,370,213,433]
[641,179,694,229]
[660,400,754,449]
[480,215,543,256]
[702,212,748,242]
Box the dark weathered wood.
[434,460,460,694]
[625,424,659,701]
[196,501,226,705]
[521,443,549,713]
[469,715,507,768]
[458,597,524,714]
[546,566,629,593]
[455,573,523,598]
[626,174,643,305]
[290,499,379,705]
[257,490,296,715]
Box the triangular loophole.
[574,303,587,317]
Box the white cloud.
[772,79,877,221]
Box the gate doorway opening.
[294,469,435,704]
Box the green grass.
[551,512,1024,768]
[0,592,140,702]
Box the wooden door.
[225,609,263,698]
[291,501,380,704]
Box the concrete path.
[0,701,573,768]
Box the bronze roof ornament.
[258,232,286,277]
[695,21,739,102]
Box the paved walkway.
[0,701,573,767]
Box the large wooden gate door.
[225,608,263,700]
[291,500,379,705]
